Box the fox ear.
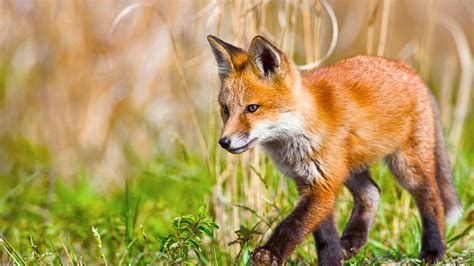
[248,36,282,77]
[207,35,244,80]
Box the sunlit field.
[0,0,473,264]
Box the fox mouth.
[227,138,258,154]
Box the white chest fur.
[262,134,325,182]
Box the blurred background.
[0,0,472,264]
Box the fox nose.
[219,137,231,149]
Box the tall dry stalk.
[376,0,392,56]
[298,0,338,70]
[303,0,314,63]
[289,0,299,57]
[278,0,292,50]
[366,0,380,54]
[439,17,473,150]
[418,0,439,79]
[312,0,323,61]
[439,55,457,127]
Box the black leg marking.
[313,215,343,266]
[340,170,380,259]
[386,150,446,263]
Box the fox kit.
[207,35,462,265]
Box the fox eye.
[222,105,229,114]
[246,104,259,113]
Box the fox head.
[207,35,304,154]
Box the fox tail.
[432,96,463,225]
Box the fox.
[207,35,462,265]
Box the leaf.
[187,238,201,251]
[203,221,219,229]
[173,215,196,228]
[159,235,173,251]
[198,225,214,238]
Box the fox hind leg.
[386,145,446,263]
[340,169,380,259]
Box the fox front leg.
[251,179,345,266]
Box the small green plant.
[229,224,262,265]
[158,205,219,264]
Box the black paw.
[420,246,445,264]
[251,247,280,266]
[340,231,367,259]
[318,248,344,266]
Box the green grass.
[0,135,473,265]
